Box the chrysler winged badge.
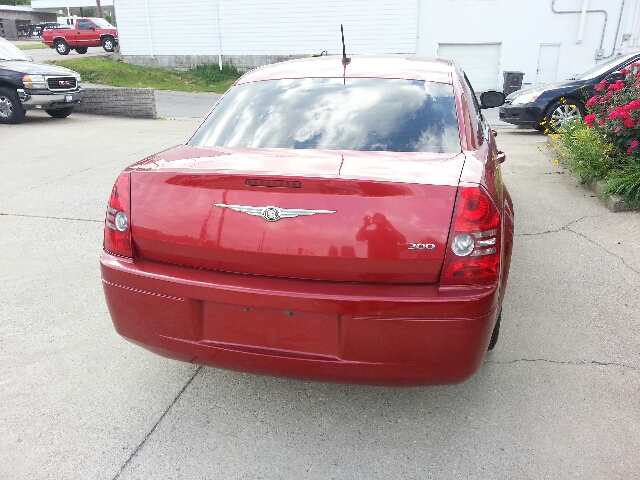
[214,204,336,222]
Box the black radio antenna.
[341,24,351,65]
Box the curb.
[75,86,157,119]
[587,180,640,212]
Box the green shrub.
[558,118,613,183]
[602,161,640,202]
[189,63,242,84]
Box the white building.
[43,0,640,91]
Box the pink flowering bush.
[563,61,640,202]
[584,62,640,159]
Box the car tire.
[543,100,585,132]
[45,107,74,119]
[102,36,115,52]
[0,87,26,125]
[487,309,501,351]
[55,40,70,55]
[75,46,88,54]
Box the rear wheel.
[75,46,88,54]
[102,36,115,52]
[0,87,26,124]
[544,100,584,132]
[45,107,74,119]
[55,40,70,55]
[487,309,501,351]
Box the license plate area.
[202,302,340,358]
[64,94,73,103]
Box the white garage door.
[437,43,502,92]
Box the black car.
[499,51,640,131]
[0,37,85,124]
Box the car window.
[577,53,640,80]
[91,18,114,28]
[461,73,485,146]
[0,38,31,61]
[189,78,461,153]
[78,20,94,30]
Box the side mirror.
[480,91,506,109]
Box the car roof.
[237,55,455,85]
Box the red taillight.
[441,186,500,285]
[104,172,134,258]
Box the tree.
[96,0,103,18]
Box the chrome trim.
[473,229,497,238]
[475,238,496,247]
[45,75,78,92]
[471,247,497,256]
[214,203,336,222]
[19,89,85,108]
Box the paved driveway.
[11,39,110,61]
[1,112,639,479]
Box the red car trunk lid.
[129,146,464,283]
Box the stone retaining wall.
[75,87,157,119]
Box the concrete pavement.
[11,39,111,61]
[1,112,639,479]
[154,90,222,120]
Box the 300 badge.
[408,243,436,250]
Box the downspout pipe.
[600,0,627,59]
[631,0,640,49]
[214,0,222,71]
[144,0,154,58]
[551,0,607,49]
[577,0,589,43]
[551,0,626,60]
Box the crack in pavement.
[515,214,604,237]
[0,212,102,223]
[565,226,640,276]
[515,214,640,276]
[112,366,203,480]
[485,358,638,372]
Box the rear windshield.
[188,78,460,153]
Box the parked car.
[42,17,118,55]
[101,55,514,386]
[0,37,84,124]
[499,51,640,131]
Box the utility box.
[503,71,524,95]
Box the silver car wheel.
[0,95,14,118]
[549,103,581,130]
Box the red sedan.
[101,55,514,386]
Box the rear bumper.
[18,88,84,110]
[101,253,501,386]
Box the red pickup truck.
[42,18,118,55]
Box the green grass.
[17,43,49,50]
[48,57,242,93]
